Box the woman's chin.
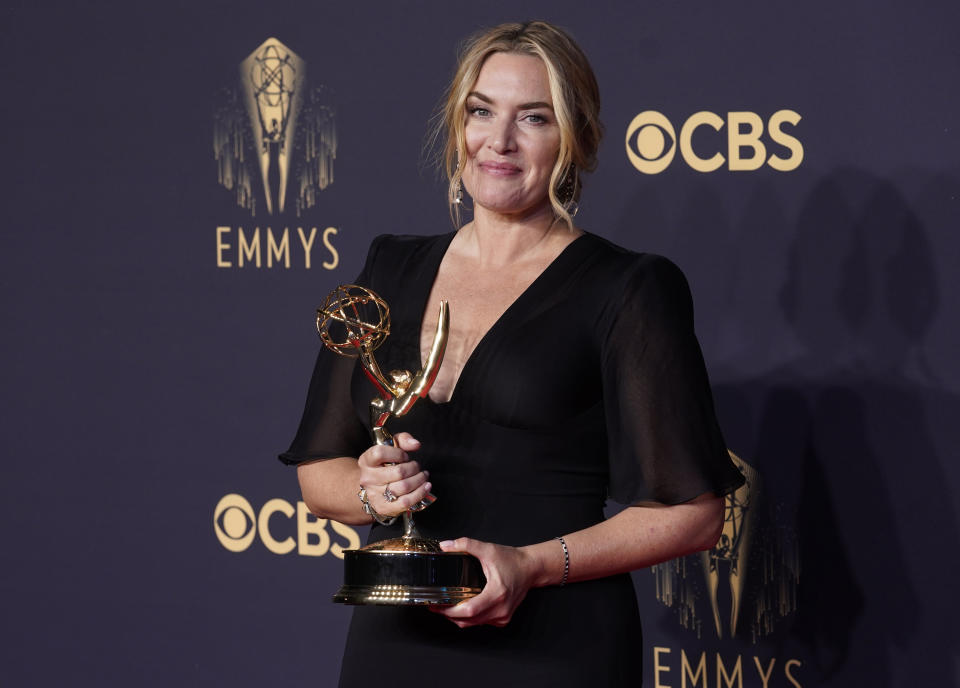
[471,195,551,220]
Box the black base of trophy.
[333,547,486,606]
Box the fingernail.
[439,540,454,549]
[423,470,430,478]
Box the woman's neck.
[460,202,578,269]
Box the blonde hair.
[436,21,603,227]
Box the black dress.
[280,232,744,687]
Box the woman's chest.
[419,265,551,403]
[374,284,604,429]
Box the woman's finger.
[395,481,435,512]
[358,460,423,489]
[368,480,434,517]
[359,443,408,468]
[438,586,492,620]
[392,432,421,452]
[438,537,482,555]
[382,471,428,499]
[359,434,420,466]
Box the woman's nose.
[488,120,517,153]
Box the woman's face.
[461,52,561,218]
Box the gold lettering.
[267,228,290,268]
[297,227,318,269]
[654,647,672,688]
[681,650,707,688]
[238,227,261,268]
[727,112,766,171]
[785,659,802,688]
[297,502,331,556]
[716,653,743,688]
[322,226,339,270]
[216,226,232,268]
[329,519,361,560]
[680,111,725,172]
[754,657,776,688]
[767,109,804,171]
[257,498,296,555]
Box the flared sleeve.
[601,254,744,504]
[277,236,386,465]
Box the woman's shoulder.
[360,232,455,281]
[577,232,690,297]
[367,233,453,266]
[368,232,454,257]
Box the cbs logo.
[625,110,803,174]
[213,494,360,558]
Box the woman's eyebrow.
[467,92,553,111]
[517,101,553,110]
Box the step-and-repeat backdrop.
[3,2,959,686]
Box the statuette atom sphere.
[316,284,391,357]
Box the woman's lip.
[479,161,522,175]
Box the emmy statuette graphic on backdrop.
[316,284,485,605]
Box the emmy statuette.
[316,284,485,606]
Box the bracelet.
[554,536,569,586]
[357,487,397,526]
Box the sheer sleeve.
[277,236,386,465]
[601,254,744,504]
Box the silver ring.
[383,484,398,502]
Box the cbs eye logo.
[214,494,258,552]
[625,110,803,174]
[214,493,360,557]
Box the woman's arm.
[437,492,724,628]
[297,432,433,526]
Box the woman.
[281,21,744,686]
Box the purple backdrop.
[2,1,958,685]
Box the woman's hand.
[358,432,432,517]
[433,538,541,628]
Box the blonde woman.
[283,21,743,687]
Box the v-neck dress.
[280,232,744,687]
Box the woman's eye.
[468,106,491,117]
[522,113,548,125]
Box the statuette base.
[333,547,485,606]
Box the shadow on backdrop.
[710,167,960,686]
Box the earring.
[557,166,579,215]
[453,178,463,205]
